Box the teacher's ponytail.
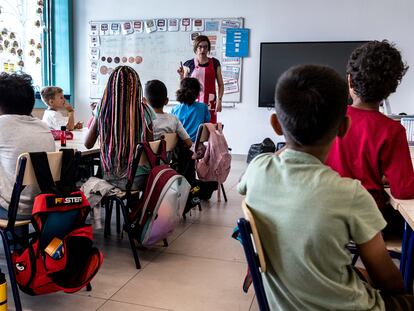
[176,77,201,105]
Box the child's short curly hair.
[40,86,63,104]
[347,40,408,103]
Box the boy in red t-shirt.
[326,40,414,232]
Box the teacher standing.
[177,35,224,124]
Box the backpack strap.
[57,149,79,194]
[29,149,78,194]
[143,138,167,168]
[126,144,145,192]
[29,152,58,193]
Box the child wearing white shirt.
[41,86,81,130]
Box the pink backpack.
[196,123,232,184]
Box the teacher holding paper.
[177,35,224,124]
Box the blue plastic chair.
[237,200,270,311]
[400,222,414,294]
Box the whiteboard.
[89,18,243,103]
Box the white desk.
[386,188,414,231]
[385,189,414,292]
[410,146,414,167]
[386,146,414,227]
[55,128,99,156]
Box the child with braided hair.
[85,66,155,190]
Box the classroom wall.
[73,0,414,154]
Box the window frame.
[34,0,73,108]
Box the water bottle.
[60,125,67,147]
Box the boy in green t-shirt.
[238,64,414,310]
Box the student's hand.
[74,121,83,129]
[64,102,74,112]
[216,98,222,112]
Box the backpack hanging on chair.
[126,139,190,246]
[196,123,232,184]
[170,141,217,218]
[12,150,103,296]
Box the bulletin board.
[88,17,244,103]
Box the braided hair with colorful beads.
[97,65,153,179]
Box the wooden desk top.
[386,188,414,230]
[55,128,99,156]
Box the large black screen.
[258,41,368,108]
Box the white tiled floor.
[2,155,259,310]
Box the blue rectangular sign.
[226,28,249,57]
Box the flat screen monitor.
[258,41,368,108]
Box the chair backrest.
[194,123,223,148]
[238,200,269,311]
[195,123,210,145]
[7,151,75,229]
[137,133,178,166]
[17,152,66,186]
[241,200,267,272]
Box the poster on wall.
[122,22,134,35]
[192,19,204,31]
[90,23,99,35]
[145,20,157,33]
[226,28,249,57]
[157,19,167,31]
[133,20,144,32]
[181,18,191,31]
[168,19,179,31]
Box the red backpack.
[12,150,103,295]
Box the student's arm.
[176,119,192,148]
[84,118,98,149]
[382,126,414,199]
[143,104,156,141]
[350,185,404,293]
[237,162,251,195]
[183,138,192,148]
[216,66,224,113]
[64,102,75,131]
[204,104,211,123]
[358,232,405,294]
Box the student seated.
[238,64,414,310]
[84,66,155,190]
[41,86,82,131]
[144,79,192,148]
[0,73,55,220]
[171,77,210,142]
[326,40,414,232]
